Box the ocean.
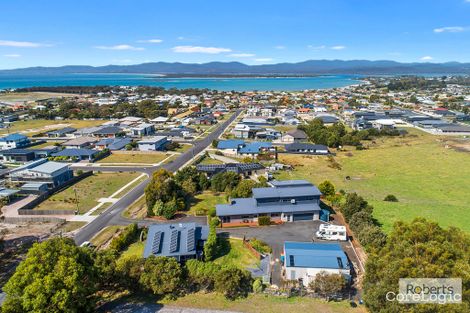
[0,73,363,91]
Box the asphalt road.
[74,109,242,245]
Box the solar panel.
[151,231,162,254]
[186,228,195,251]
[169,229,179,253]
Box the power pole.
[73,188,79,214]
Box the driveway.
[218,221,361,289]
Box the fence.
[16,171,93,215]
[242,237,262,259]
[3,216,66,224]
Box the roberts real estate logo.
[387,278,462,304]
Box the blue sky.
[1,0,470,69]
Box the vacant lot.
[91,225,125,248]
[34,172,139,214]
[98,152,172,164]
[160,292,366,313]
[276,129,470,233]
[0,119,107,136]
[189,191,227,215]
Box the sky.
[1,0,470,69]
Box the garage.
[293,213,314,221]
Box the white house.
[283,242,351,287]
[138,136,169,151]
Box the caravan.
[315,224,347,241]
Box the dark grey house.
[285,143,330,155]
[216,180,322,226]
[143,223,209,262]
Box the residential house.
[51,148,99,162]
[95,137,133,151]
[8,159,73,188]
[143,223,209,262]
[92,126,123,138]
[217,139,245,155]
[131,123,155,137]
[285,143,330,155]
[196,163,265,178]
[280,129,308,143]
[62,136,97,149]
[138,136,169,151]
[0,149,36,163]
[46,127,77,138]
[231,124,262,139]
[0,133,31,150]
[283,242,351,287]
[238,142,274,157]
[216,180,322,226]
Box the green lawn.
[120,241,145,260]
[160,292,366,313]
[0,91,76,103]
[0,119,107,136]
[275,129,470,233]
[174,143,192,153]
[98,152,171,164]
[214,238,259,269]
[34,172,139,214]
[189,191,227,216]
[113,174,147,199]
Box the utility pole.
[73,188,79,214]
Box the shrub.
[318,180,335,197]
[383,194,398,202]
[257,216,271,226]
[250,238,272,254]
[109,223,140,252]
[252,278,264,293]
[214,267,252,300]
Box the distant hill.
[1,60,470,75]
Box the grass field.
[122,196,147,219]
[55,221,86,233]
[0,91,76,103]
[98,152,172,164]
[91,225,125,248]
[34,172,139,214]
[28,141,61,149]
[160,292,365,313]
[275,129,470,233]
[0,119,108,135]
[120,241,145,259]
[214,238,259,269]
[198,156,224,165]
[189,191,227,215]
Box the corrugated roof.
[216,199,321,216]
[143,223,209,258]
[217,139,245,149]
[284,242,349,269]
[138,136,167,144]
[29,161,70,174]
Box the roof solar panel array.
[169,229,179,253]
[152,231,162,254]
[186,228,195,251]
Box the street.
[74,109,242,245]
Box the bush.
[214,267,252,300]
[383,194,398,202]
[185,259,221,291]
[109,223,140,252]
[318,180,335,197]
[252,278,264,293]
[257,216,271,226]
[250,238,272,254]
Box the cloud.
[253,58,274,62]
[307,45,326,50]
[330,45,346,50]
[172,45,231,54]
[137,39,163,43]
[95,44,144,51]
[434,26,465,33]
[0,40,51,48]
[3,54,21,58]
[420,56,433,61]
[275,45,286,50]
[228,53,255,57]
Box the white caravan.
[315,224,347,241]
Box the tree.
[364,218,470,313]
[230,179,256,198]
[309,272,346,297]
[93,249,119,288]
[318,180,335,197]
[340,192,371,222]
[185,260,221,291]
[139,256,183,297]
[204,220,218,261]
[357,225,387,250]
[214,267,252,300]
[145,169,187,216]
[115,255,144,291]
[2,238,98,313]
[211,139,219,148]
[211,172,240,192]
